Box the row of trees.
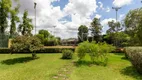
[0,0,33,37]
[78,7,142,47]
[78,18,102,43]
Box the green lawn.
[0,53,141,80]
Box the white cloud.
[101,18,116,34]
[106,7,110,12]
[119,14,125,20]
[113,0,132,7]
[95,14,102,19]
[98,2,104,10]
[101,18,116,27]
[14,0,98,39]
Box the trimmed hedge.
[125,47,142,74]
[0,48,11,53]
[0,48,75,53]
[36,48,75,53]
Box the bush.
[62,50,73,59]
[76,41,90,60]
[125,47,142,74]
[76,41,115,65]
[11,36,42,58]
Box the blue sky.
[18,0,142,39]
[52,0,142,21]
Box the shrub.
[11,36,42,58]
[76,41,90,60]
[76,41,115,65]
[125,47,142,74]
[62,50,73,59]
[0,48,10,53]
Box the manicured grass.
[0,53,141,80]
[70,53,142,80]
[0,54,71,80]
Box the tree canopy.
[0,0,12,34]
[91,18,102,42]
[78,25,88,42]
[124,8,142,45]
[18,10,33,36]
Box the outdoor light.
[53,26,56,37]
[112,7,121,21]
[34,1,37,34]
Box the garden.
[0,0,142,80]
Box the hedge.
[0,48,11,53]
[0,48,75,53]
[125,47,142,74]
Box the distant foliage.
[62,49,73,59]
[76,41,115,65]
[36,30,60,46]
[78,25,88,42]
[125,47,142,74]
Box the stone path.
[52,61,75,80]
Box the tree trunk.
[32,53,37,59]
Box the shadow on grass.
[113,53,125,56]
[1,57,39,65]
[73,60,107,67]
[121,57,129,61]
[121,66,142,80]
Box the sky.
[12,0,142,39]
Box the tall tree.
[18,10,33,36]
[107,20,122,33]
[10,2,20,37]
[107,20,123,46]
[0,0,12,34]
[78,25,88,42]
[124,8,142,45]
[91,18,102,42]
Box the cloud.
[113,0,132,7]
[119,14,125,20]
[98,2,104,10]
[101,18,116,34]
[95,14,102,19]
[13,0,98,39]
[106,7,110,12]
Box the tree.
[39,30,50,38]
[18,10,33,36]
[124,8,142,45]
[0,0,12,34]
[91,18,102,42]
[36,30,60,46]
[104,31,130,47]
[10,2,20,37]
[11,36,42,58]
[78,25,88,42]
[107,20,123,46]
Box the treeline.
[78,8,142,47]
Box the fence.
[0,34,9,48]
